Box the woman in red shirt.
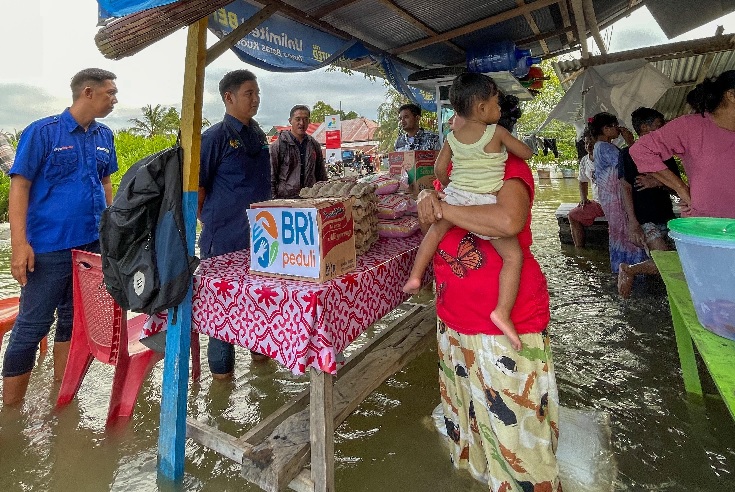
[420,94,560,490]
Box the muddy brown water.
[0,178,733,491]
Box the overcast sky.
[1,1,734,133]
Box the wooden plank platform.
[652,250,735,421]
[555,202,609,248]
[186,301,438,491]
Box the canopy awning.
[95,0,652,111]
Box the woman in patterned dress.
[418,92,561,491]
[588,112,647,274]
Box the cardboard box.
[247,198,356,282]
[388,150,439,194]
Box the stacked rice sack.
[299,177,379,255]
[358,174,420,239]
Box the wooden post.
[310,368,334,492]
[157,16,207,481]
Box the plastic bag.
[377,194,408,219]
[357,173,400,195]
[431,404,617,491]
[377,216,420,238]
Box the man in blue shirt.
[197,70,271,378]
[394,103,440,151]
[4,68,118,406]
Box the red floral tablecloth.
[144,235,425,375]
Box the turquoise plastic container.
[668,218,735,341]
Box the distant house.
[267,122,321,143]
[311,117,379,155]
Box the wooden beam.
[389,0,559,56]
[517,0,549,54]
[187,418,250,464]
[580,34,735,68]
[235,304,425,447]
[239,306,437,491]
[517,25,575,48]
[258,0,370,51]
[256,0,422,70]
[570,0,588,59]
[543,0,645,58]
[558,0,575,45]
[582,0,607,55]
[157,17,207,482]
[206,3,280,65]
[311,0,361,20]
[377,0,465,55]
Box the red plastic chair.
[56,250,200,426]
[0,297,48,356]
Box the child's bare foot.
[490,310,522,351]
[403,277,422,294]
[618,263,634,299]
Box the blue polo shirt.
[9,108,117,254]
[199,114,271,258]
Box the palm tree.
[129,104,210,137]
[128,104,178,137]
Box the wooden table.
[652,250,735,421]
[149,234,436,491]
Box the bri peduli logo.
[252,211,279,268]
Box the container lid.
[668,217,735,242]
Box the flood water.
[1,178,733,491]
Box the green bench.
[652,250,735,421]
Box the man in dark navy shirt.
[197,69,271,378]
[4,68,118,406]
[618,107,681,298]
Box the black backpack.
[99,144,199,315]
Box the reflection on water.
[1,178,733,491]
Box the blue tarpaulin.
[97,0,436,111]
[98,0,178,19]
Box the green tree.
[0,134,17,220]
[310,101,360,124]
[110,131,177,193]
[515,59,578,169]
[128,104,209,137]
[128,104,175,137]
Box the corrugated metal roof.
[97,0,640,67]
[554,47,735,120]
[267,122,321,142]
[96,0,731,115]
[311,117,378,144]
[651,50,735,118]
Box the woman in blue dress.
[588,112,647,274]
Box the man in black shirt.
[618,107,680,298]
[270,105,327,199]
